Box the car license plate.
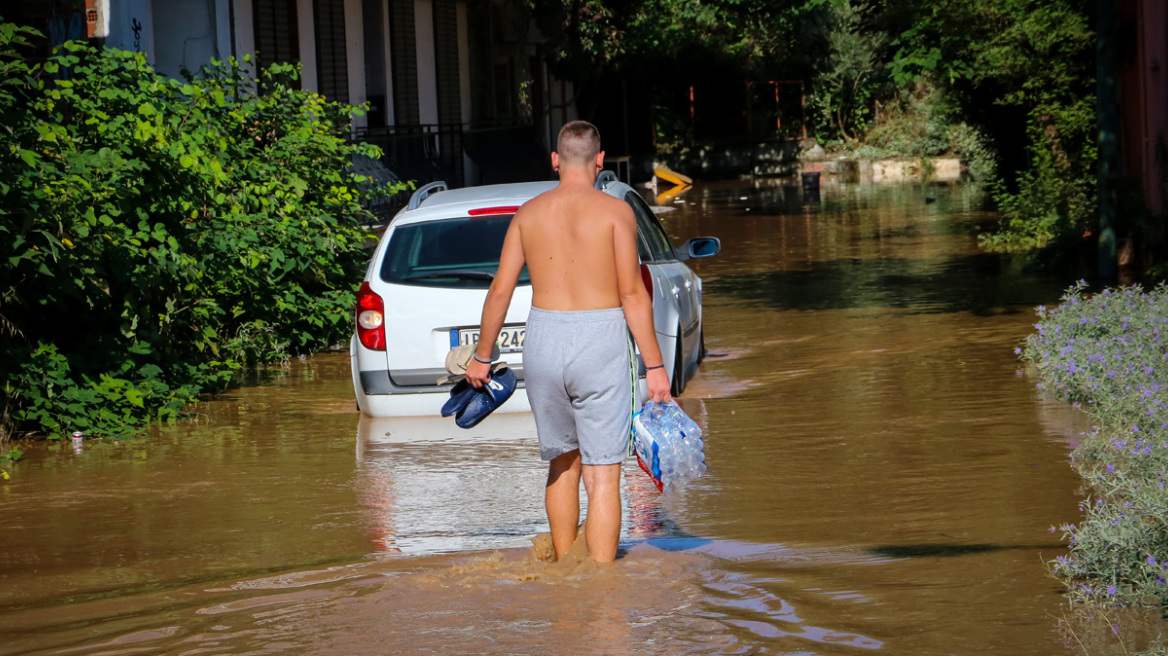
[455,326,526,353]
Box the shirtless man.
[465,120,671,563]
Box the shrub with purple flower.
[1024,282,1168,610]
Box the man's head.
[553,120,603,173]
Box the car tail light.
[640,264,654,301]
[468,206,520,216]
[356,282,386,351]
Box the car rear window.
[379,215,530,289]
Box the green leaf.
[125,389,145,408]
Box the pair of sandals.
[441,364,516,428]
[439,343,516,428]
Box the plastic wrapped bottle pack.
[632,400,706,492]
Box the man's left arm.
[466,217,525,388]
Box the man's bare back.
[513,185,635,312]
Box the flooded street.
[0,180,1090,655]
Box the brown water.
[0,180,1093,655]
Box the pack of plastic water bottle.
[632,400,706,493]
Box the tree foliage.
[0,34,399,439]
[524,0,1098,249]
[808,0,887,141]
[886,0,1096,248]
[529,0,835,79]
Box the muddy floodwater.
[1,181,1091,655]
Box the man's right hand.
[465,358,492,389]
[646,368,671,403]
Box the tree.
[810,0,887,141]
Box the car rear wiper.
[404,269,496,282]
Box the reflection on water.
[0,180,1091,655]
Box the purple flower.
[1107,586,1117,597]
[1107,464,1115,473]
[1148,556,1157,566]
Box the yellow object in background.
[655,184,689,204]
[653,164,693,187]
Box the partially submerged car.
[351,171,720,417]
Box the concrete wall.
[869,158,961,183]
[108,0,230,77]
[106,0,153,56]
[150,0,223,78]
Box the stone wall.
[647,140,963,183]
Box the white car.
[350,171,720,417]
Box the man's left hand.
[646,368,671,403]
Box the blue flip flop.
[441,379,477,418]
[454,366,517,429]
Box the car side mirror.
[679,236,721,261]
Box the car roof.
[391,181,558,226]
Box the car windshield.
[379,215,530,289]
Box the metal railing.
[354,123,467,189]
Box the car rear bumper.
[359,365,526,392]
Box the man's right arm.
[613,207,671,403]
[466,215,525,388]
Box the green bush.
[1023,283,1168,611]
[981,103,1097,251]
[0,34,399,439]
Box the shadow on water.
[643,518,714,552]
[867,542,1066,559]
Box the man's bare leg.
[582,463,622,562]
[546,449,583,559]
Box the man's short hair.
[556,120,601,166]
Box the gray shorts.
[523,307,635,465]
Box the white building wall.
[232,0,256,64]
[414,0,439,125]
[296,0,318,91]
[345,0,367,127]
